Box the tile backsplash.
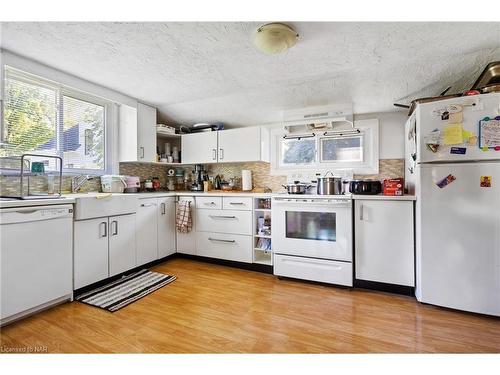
[119,159,404,192]
[0,159,405,195]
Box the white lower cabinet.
[137,197,177,266]
[136,199,159,266]
[157,197,176,258]
[274,254,353,286]
[176,196,196,255]
[74,214,137,289]
[354,200,414,286]
[196,232,252,263]
[196,209,252,235]
[109,214,137,277]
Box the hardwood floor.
[1,257,499,353]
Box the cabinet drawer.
[196,196,222,210]
[196,209,252,235]
[196,232,252,263]
[274,254,353,287]
[223,197,252,211]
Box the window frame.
[278,136,317,168]
[270,119,379,175]
[2,66,115,176]
[319,134,364,164]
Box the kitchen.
[0,7,500,372]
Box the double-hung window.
[1,67,111,173]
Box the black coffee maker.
[191,164,206,191]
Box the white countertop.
[0,197,76,209]
[351,194,416,201]
[0,191,415,208]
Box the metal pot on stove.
[282,181,312,194]
[316,171,343,195]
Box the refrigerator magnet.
[450,147,466,155]
[436,174,456,189]
[480,176,492,188]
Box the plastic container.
[101,175,127,193]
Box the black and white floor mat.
[76,269,176,312]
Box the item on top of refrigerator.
[436,174,456,189]
[479,116,500,149]
[382,178,404,196]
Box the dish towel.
[176,200,192,233]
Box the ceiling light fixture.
[253,23,299,55]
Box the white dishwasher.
[0,204,73,326]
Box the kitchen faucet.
[71,175,95,193]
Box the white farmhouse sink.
[67,193,139,220]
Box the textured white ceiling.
[1,22,499,126]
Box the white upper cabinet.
[181,131,218,164]
[118,103,157,162]
[218,126,268,163]
[181,126,269,164]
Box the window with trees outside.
[1,67,108,172]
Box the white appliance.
[272,196,353,286]
[406,92,500,316]
[0,204,73,325]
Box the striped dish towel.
[176,200,192,233]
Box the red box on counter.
[383,178,404,196]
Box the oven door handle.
[273,201,351,208]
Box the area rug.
[76,269,176,312]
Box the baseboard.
[354,279,415,296]
[175,253,273,274]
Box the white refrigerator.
[406,92,500,316]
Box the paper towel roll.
[242,170,252,191]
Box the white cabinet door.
[355,200,414,286]
[136,199,159,266]
[157,197,176,258]
[137,102,157,162]
[74,218,109,289]
[176,196,196,255]
[109,214,137,277]
[217,126,261,163]
[181,132,218,164]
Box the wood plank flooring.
[1,258,499,353]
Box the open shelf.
[253,197,272,266]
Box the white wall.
[354,111,407,159]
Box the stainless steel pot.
[316,172,343,195]
[282,181,311,194]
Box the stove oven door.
[272,198,352,261]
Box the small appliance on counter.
[190,164,207,191]
[349,180,382,195]
[101,175,127,193]
[382,178,404,196]
[124,176,140,193]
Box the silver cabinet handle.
[204,201,216,206]
[161,202,166,215]
[208,237,236,243]
[140,146,145,159]
[111,220,118,236]
[100,221,107,238]
[219,148,224,160]
[140,203,157,207]
[212,148,217,160]
[229,202,244,205]
[208,215,236,219]
[359,204,363,221]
